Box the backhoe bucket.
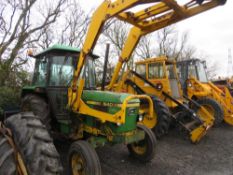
[190,106,214,143]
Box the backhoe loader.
[177,58,233,126]
[114,56,214,143]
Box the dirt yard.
[56,123,233,175]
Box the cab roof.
[34,44,99,58]
[135,56,175,65]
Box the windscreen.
[49,56,75,86]
[196,61,208,82]
[136,64,146,78]
[148,63,165,79]
[32,56,48,86]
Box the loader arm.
[108,0,226,89]
[69,0,226,111]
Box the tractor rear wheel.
[127,124,156,162]
[151,96,172,138]
[68,140,102,175]
[4,112,62,175]
[21,94,51,129]
[0,129,17,175]
[195,97,224,126]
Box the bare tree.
[134,34,156,60]
[35,0,90,50]
[0,0,65,86]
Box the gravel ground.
[56,123,233,175]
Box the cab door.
[46,55,76,120]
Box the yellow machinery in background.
[177,59,233,126]
[114,56,214,143]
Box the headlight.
[156,83,163,91]
[187,82,192,87]
[138,114,143,122]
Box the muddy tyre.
[68,140,101,175]
[21,94,50,129]
[4,112,62,175]
[151,96,172,138]
[0,132,17,175]
[195,98,224,126]
[127,124,157,162]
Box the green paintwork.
[59,120,71,134]
[82,90,139,104]
[34,44,81,57]
[111,129,145,144]
[83,107,139,134]
[88,129,144,147]
[108,107,139,133]
[33,44,99,58]
[22,86,38,91]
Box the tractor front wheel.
[68,140,102,175]
[127,124,156,162]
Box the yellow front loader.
[177,58,233,126]
[69,0,227,143]
[114,56,214,143]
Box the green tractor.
[3,44,156,174]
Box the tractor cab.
[31,44,97,89]
[23,44,98,121]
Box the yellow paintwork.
[187,77,233,126]
[67,1,225,125]
[114,56,214,143]
[68,84,153,125]
[71,153,85,175]
[17,153,28,175]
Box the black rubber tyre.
[194,97,224,126]
[127,124,157,162]
[21,94,51,129]
[151,96,172,138]
[0,132,17,175]
[68,140,101,175]
[4,112,62,175]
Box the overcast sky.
[78,0,233,77]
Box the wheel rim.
[71,153,86,175]
[131,140,147,155]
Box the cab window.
[135,64,146,78]
[148,63,164,79]
[32,56,48,86]
[49,56,75,86]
